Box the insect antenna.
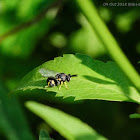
[69,74,78,77]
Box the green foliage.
[39,129,54,140]
[75,0,140,92]
[69,14,106,58]
[115,9,140,33]
[1,0,140,139]
[0,0,56,58]
[14,54,140,103]
[0,83,34,140]
[26,101,107,140]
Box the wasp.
[39,68,77,90]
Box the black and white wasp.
[39,68,77,90]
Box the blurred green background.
[0,0,140,140]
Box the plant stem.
[75,0,140,91]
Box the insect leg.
[64,82,68,89]
[45,81,50,88]
[59,81,63,90]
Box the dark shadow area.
[83,75,116,85]
[75,133,104,140]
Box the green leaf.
[26,101,107,140]
[0,83,34,140]
[39,129,54,140]
[129,113,140,119]
[14,53,140,103]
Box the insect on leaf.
[13,54,140,104]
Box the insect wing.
[39,68,58,77]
